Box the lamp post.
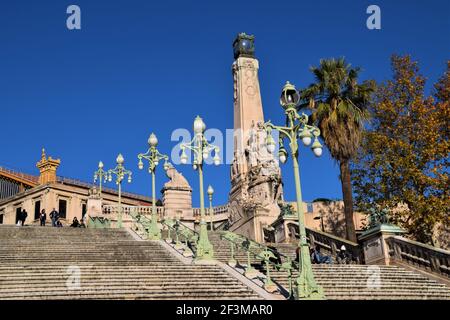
[93,161,108,196]
[263,81,325,300]
[180,116,220,260]
[207,185,214,231]
[138,133,169,240]
[107,153,132,228]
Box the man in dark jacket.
[40,209,47,226]
[21,209,28,226]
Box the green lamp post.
[93,161,108,196]
[107,153,132,228]
[207,185,214,231]
[263,81,325,300]
[180,116,220,261]
[137,133,169,240]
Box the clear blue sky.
[1,0,449,206]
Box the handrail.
[219,230,296,297]
[88,216,111,229]
[161,218,199,256]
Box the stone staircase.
[0,226,262,300]
[207,231,450,300]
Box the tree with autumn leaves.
[352,55,449,245]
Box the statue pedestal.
[360,224,406,265]
[162,186,192,220]
[86,196,102,227]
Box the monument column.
[228,33,283,242]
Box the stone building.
[0,149,152,225]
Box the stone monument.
[359,206,406,265]
[228,33,283,242]
[161,163,193,220]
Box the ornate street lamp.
[263,81,324,300]
[137,133,169,240]
[180,116,220,260]
[107,153,132,228]
[93,161,108,196]
[207,185,214,231]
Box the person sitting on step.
[70,217,80,228]
[337,245,352,264]
[310,245,332,264]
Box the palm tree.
[299,58,375,242]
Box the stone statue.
[246,126,258,168]
[164,163,190,188]
[367,206,390,229]
[88,186,100,199]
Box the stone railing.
[306,228,364,264]
[193,204,229,216]
[102,205,165,221]
[386,236,450,278]
[0,166,39,184]
[161,218,198,258]
[284,222,364,264]
[220,230,297,297]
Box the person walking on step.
[49,208,58,227]
[39,209,47,226]
[21,209,28,227]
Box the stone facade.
[0,182,152,226]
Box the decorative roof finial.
[41,148,46,161]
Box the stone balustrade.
[193,204,229,216]
[102,205,165,220]
[386,236,450,278]
[306,228,364,264]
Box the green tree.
[352,55,449,244]
[300,58,375,242]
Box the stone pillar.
[86,193,102,227]
[359,224,406,265]
[161,164,193,220]
[162,186,192,220]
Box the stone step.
[0,227,262,300]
